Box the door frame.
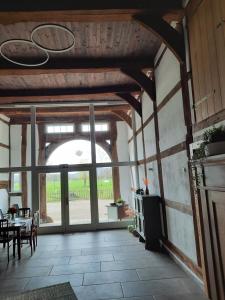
[36,164,131,234]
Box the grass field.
[46,178,113,201]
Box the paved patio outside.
[40,200,125,226]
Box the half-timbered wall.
[0,114,9,213]
[128,44,199,277]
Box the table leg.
[17,228,21,260]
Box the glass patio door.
[38,166,96,233]
[38,171,63,228]
[67,170,92,226]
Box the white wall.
[155,46,197,263]
[116,121,129,162]
[10,125,22,167]
[127,44,198,268]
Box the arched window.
[46,139,111,165]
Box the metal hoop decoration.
[0,39,49,67]
[31,24,75,53]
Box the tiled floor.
[0,229,208,300]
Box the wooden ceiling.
[0,0,183,117]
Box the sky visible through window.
[47,140,110,165]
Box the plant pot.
[205,141,225,156]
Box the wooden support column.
[112,110,132,128]
[180,64,202,269]
[21,124,27,207]
[110,121,121,201]
[121,69,156,101]
[116,93,142,116]
[38,124,47,221]
[153,98,168,239]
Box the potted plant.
[115,198,125,206]
[115,198,129,219]
[203,125,225,156]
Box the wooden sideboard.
[194,155,225,300]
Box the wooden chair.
[18,208,31,218]
[20,219,36,255]
[0,219,16,263]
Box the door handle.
[65,196,69,206]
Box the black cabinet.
[135,195,162,251]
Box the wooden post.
[38,124,47,221]
[110,121,121,201]
[21,124,27,207]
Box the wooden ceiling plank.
[0,1,182,24]
[121,68,156,101]
[133,14,185,63]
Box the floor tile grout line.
[120,282,125,298]
[48,265,54,276]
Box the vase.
[145,186,149,195]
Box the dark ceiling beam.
[0,1,183,23]
[133,14,185,64]
[10,114,121,124]
[121,69,156,101]
[0,58,154,76]
[0,84,140,104]
[0,105,130,117]
[116,93,142,116]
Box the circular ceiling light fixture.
[0,39,49,67]
[31,24,75,53]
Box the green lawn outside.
[46,179,113,202]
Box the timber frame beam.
[133,14,185,64]
[0,58,154,76]
[121,68,156,101]
[116,93,142,117]
[0,84,141,104]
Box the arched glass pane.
[47,140,111,165]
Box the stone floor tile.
[51,262,100,275]
[21,256,70,267]
[83,270,139,285]
[121,278,192,298]
[0,278,30,292]
[153,293,209,300]
[136,265,187,280]
[70,254,114,264]
[1,266,52,279]
[101,257,173,271]
[73,283,123,300]
[27,274,83,290]
[108,297,154,300]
